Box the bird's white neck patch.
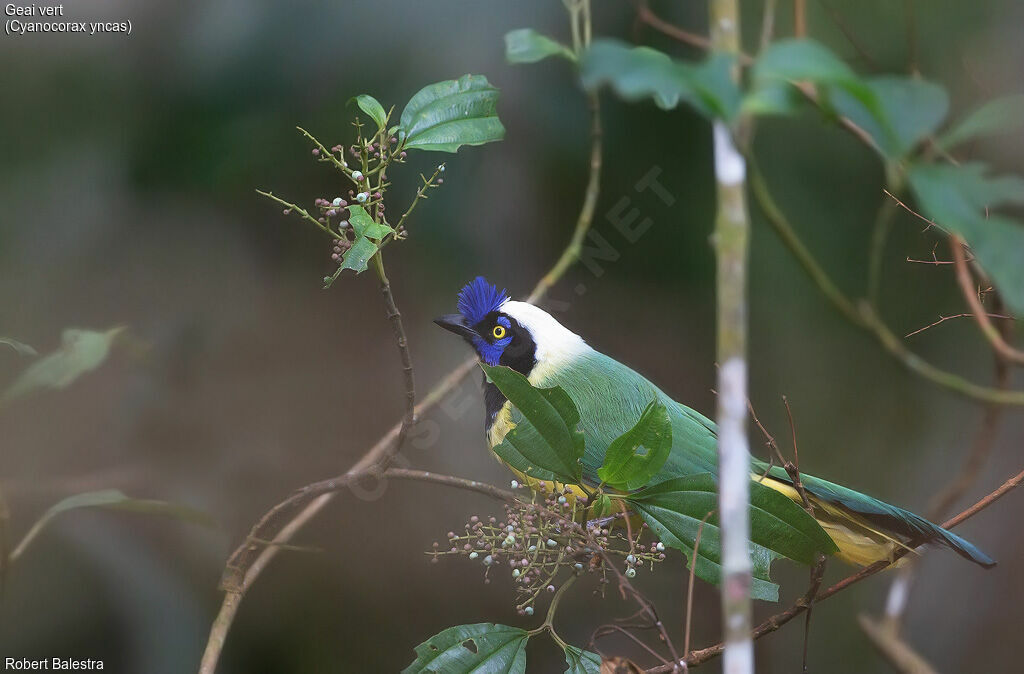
[501,301,589,382]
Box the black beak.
[434,313,475,338]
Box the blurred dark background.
[2,1,1022,672]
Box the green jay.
[435,277,995,569]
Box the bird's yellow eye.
[492,325,507,339]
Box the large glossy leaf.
[907,162,1024,314]
[398,75,505,153]
[14,489,215,561]
[505,29,574,64]
[937,94,1024,150]
[627,474,837,602]
[596,400,672,490]
[831,76,948,158]
[580,40,741,120]
[482,364,585,483]
[402,623,529,674]
[563,645,601,674]
[2,327,124,403]
[350,94,388,131]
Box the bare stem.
[951,237,1024,365]
[643,464,1023,672]
[200,70,605,673]
[748,163,1024,405]
[709,1,754,671]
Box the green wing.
[527,350,719,484]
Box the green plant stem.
[644,464,1024,672]
[201,71,606,674]
[748,162,1024,405]
[867,165,903,307]
[529,93,602,302]
[530,574,577,649]
[393,165,444,234]
[297,126,351,176]
[255,190,337,239]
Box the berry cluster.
[429,483,666,615]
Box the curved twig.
[951,236,1024,365]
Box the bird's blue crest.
[457,276,509,326]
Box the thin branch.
[857,614,938,674]
[749,162,1024,405]
[951,237,1024,365]
[904,313,1013,339]
[683,512,714,658]
[644,464,1024,672]
[201,72,606,673]
[528,93,602,303]
[816,0,882,71]
[794,0,806,37]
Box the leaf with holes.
[907,162,1024,314]
[402,623,529,674]
[505,28,575,64]
[937,94,1024,150]
[348,205,392,242]
[350,94,388,131]
[482,363,584,484]
[627,474,836,602]
[563,645,601,674]
[597,400,672,490]
[3,327,124,403]
[580,40,741,120]
[339,236,378,275]
[398,75,505,153]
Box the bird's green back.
[526,349,719,484]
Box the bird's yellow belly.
[488,401,902,567]
[756,475,907,567]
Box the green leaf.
[579,40,741,120]
[340,236,379,274]
[350,94,388,131]
[505,29,575,64]
[937,94,1024,150]
[597,400,672,490]
[398,75,506,153]
[563,645,601,674]
[591,494,612,518]
[741,80,806,117]
[2,327,124,403]
[402,623,529,674]
[830,76,948,158]
[13,489,215,561]
[751,38,881,128]
[627,474,837,602]
[907,162,1024,314]
[481,363,584,484]
[0,337,37,357]
[752,38,865,95]
[348,205,393,241]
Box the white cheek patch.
[500,301,589,375]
